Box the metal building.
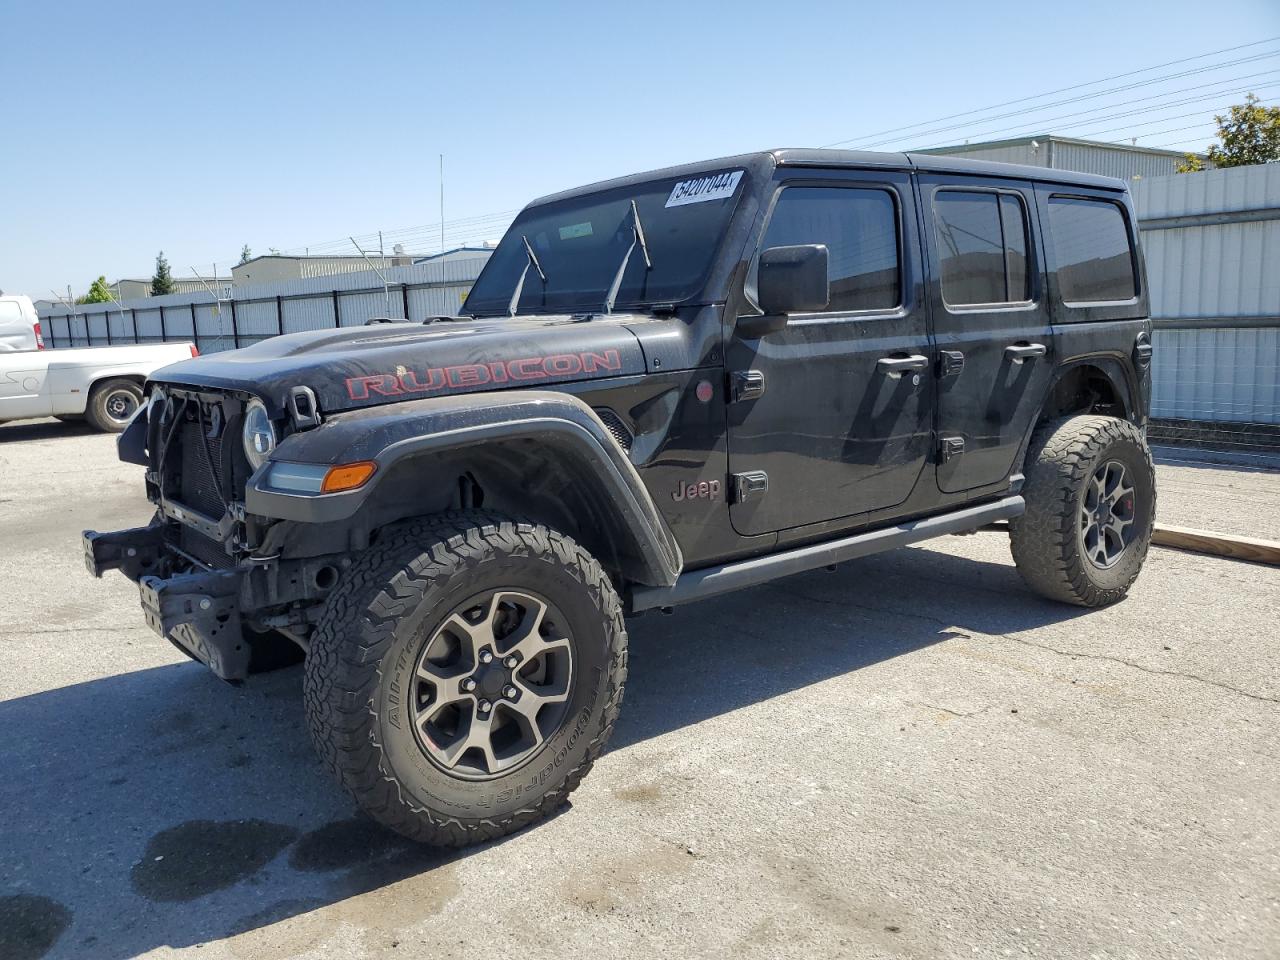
[916,134,1196,181]
[1131,162,1280,442]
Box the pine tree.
[151,251,175,296]
[239,244,252,264]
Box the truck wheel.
[1010,415,1156,607]
[304,511,627,845]
[85,379,143,432]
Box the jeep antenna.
[350,236,392,318]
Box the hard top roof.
[528,148,1127,208]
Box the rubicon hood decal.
[146,316,646,414]
[347,349,623,400]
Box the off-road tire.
[1010,415,1156,607]
[304,511,627,845]
[85,378,143,432]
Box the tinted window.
[760,187,899,312]
[1048,197,1137,303]
[934,191,1031,306]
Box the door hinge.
[939,436,965,462]
[939,350,965,378]
[730,369,766,402]
[732,470,769,503]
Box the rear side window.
[760,186,900,313]
[0,301,21,323]
[933,191,1031,306]
[1047,197,1137,303]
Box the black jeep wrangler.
[85,150,1156,845]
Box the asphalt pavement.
[1,418,1277,960]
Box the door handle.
[1005,342,1047,363]
[877,354,929,377]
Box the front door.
[919,177,1055,493]
[726,171,932,537]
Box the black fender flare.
[244,389,683,588]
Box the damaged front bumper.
[84,525,253,681]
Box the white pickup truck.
[0,294,198,432]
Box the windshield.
[464,170,747,317]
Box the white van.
[0,294,43,352]
[0,294,198,432]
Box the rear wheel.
[304,512,627,845]
[85,378,143,432]
[1010,415,1156,607]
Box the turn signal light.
[321,461,377,493]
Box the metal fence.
[1134,163,1280,427]
[37,255,490,355]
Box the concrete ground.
[1,418,1277,960]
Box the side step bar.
[630,495,1024,613]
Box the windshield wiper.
[508,234,547,317]
[603,200,653,315]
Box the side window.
[0,302,21,324]
[760,186,900,313]
[1048,197,1137,303]
[934,190,1031,307]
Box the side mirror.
[737,244,829,338]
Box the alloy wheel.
[410,589,574,780]
[1079,459,1136,569]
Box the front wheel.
[1010,415,1156,607]
[304,512,627,845]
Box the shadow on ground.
[0,541,1091,959]
[0,419,99,443]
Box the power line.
[868,55,1280,150]
[910,84,1280,152]
[821,36,1280,148]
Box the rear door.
[726,170,933,536]
[919,176,1055,493]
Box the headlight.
[242,399,276,471]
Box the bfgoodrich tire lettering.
[304,511,627,845]
[1010,415,1156,607]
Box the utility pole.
[440,154,446,254]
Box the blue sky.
[3,0,1277,297]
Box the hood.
[150,315,648,415]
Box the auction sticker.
[666,170,743,207]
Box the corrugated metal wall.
[38,254,490,355]
[921,137,1185,180]
[1133,164,1280,425]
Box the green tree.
[239,244,253,264]
[1178,94,1280,172]
[151,251,174,296]
[76,276,114,304]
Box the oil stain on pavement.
[130,819,300,903]
[0,893,73,960]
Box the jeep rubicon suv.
[85,150,1156,845]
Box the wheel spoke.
[415,660,470,708]
[433,709,498,771]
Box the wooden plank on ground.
[1151,524,1280,566]
[980,521,1280,566]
